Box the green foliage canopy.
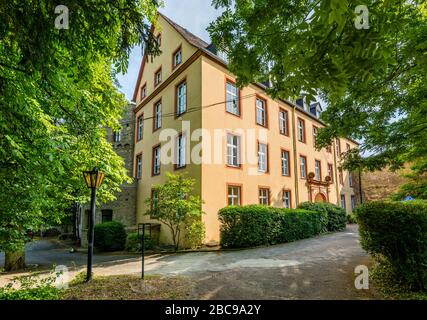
[393,159,427,200]
[208,0,427,170]
[0,1,161,253]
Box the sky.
[116,0,222,101]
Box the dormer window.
[173,46,182,69]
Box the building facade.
[132,14,359,245]
[80,102,137,246]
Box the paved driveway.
[0,225,379,299]
[0,239,137,271]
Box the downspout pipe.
[291,106,299,205]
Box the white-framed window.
[176,134,186,169]
[155,68,162,86]
[141,85,147,99]
[351,195,356,210]
[336,138,341,156]
[300,155,307,179]
[256,98,267,127]
[297,118,305,142]
[113,131,121,142]
[227,134,241,167]
[328,163,334,182]
[152,145,161,175]
[226,81,240,116]
[349,173,354,187]
[313,126,318,146]
[341,194,346,209]
[177,82,187,115]
[279,109,288,135]
[258,143,268,172]
[281,150,290,176]
[259,188,270,205]
[227,185,241,206]
[137,115,144,141]
[315,160,321,181]
[173,49,182,68]
[136,154,142,179]
[154,101,162,130]
[283,190,291,208]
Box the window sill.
[226,111,241,118]
[226,164,242,170]
[175,111,187,118]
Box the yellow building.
[132,13,359,245]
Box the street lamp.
[82,167,105,282]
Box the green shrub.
[347,213,357,224]
[297,202,346,231]
[185,220,206,249]
[94,221,127,252]
[218,205,327,248]
[125,232,153,252]
[68,271,87,286]
[355,200,427,291]
[0,273,60,300]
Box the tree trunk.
[5,249,26,271]
[175,228,181,251]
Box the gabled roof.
[158,12,210,50]
[132,12,211,102]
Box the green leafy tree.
[145,173,204,251]
[208,0,426,170]
[0,1,162,270]
[393,160,427,200]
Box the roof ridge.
[158,12,210,49]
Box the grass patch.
[371,259,427,300]
[62,274,194,300]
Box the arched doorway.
[314,192,327,203]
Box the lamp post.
[82,167,105,282]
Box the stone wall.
[359,167,408,202]
[80,102,137,246]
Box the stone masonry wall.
[80,103,137,246]
[359,167,409,202]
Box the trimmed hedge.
[297,202,347,231]
[218,205,327,248]
[355,201,427,291]
[94,221,127,252]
